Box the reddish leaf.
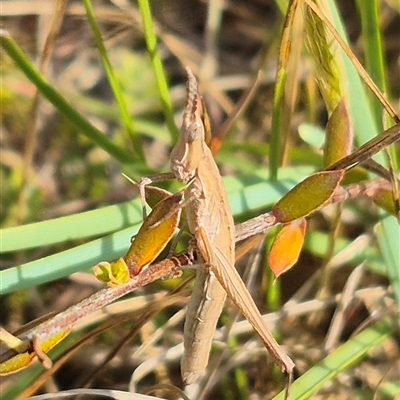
[272,170,344,222]
[268,218,307,279]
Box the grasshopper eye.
[186,122,203,143]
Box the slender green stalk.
[270,0,301,180]
[137,0,179,142]
[355,0,387,131]
[82,0,145,161]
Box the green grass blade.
[355,0,398,170]
[273,318,396,400]
[1,166,313,253]
[1,225,139,294]
[0,30,134,164]
[355,0,387,130]
[82,0,145,162]
[0,200,143,253]
[377,217,400,304]
[270,1,302,180]
[0,167,314,293]
[270,69,287,180]
[137,0,179,142]
[63,92,171,143]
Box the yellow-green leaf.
[371,187,399,216]
[145,185,173,209]
[0,330,69,375]
[92,258,130,286]
[272,170,344,222]
[125,191,183,276]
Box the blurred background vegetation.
[1,0,399,399]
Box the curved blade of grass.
[0,30,134,164]
[1,200,143,253]
[1,167,313,253]
[1,225,139,295]
[273,318,396,400]
[82,0,145,162]
[0,168,314,294]
[3,167,391,295]
[137,0,179,142]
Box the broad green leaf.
[272,170,344,222]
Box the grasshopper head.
[170,121,204,182]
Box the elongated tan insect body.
[198,226,295,374]
[171,68,235,384]
[181,269,226,384]
[173,67,294,386]
[180,142,236,384]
